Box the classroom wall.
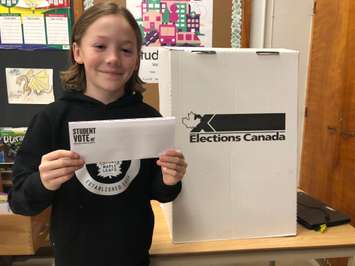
[144,0,233,111]
[250,0,314,181]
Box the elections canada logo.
[72,127,96,144]
[75,160,140,196]
[182,111,286,143]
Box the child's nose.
[106,50,121,65]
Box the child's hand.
[39,150,85,191]
[157,149,187,186]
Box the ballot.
[69,117,176,164]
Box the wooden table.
[1,202,355,266]
[150,201,355,266]
[0,208,50,266]
[0,209,50,256]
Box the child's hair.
[60,2,144,93]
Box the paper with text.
[69,117,176,164]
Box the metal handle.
[341,130,355,138]
[327,126,337,133]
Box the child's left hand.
[157,149,187,186]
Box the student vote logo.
[72,127,96,144]
[182,111,286,143]
[75,160,140,195]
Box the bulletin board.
[0,50,69,127]
[0,0,73,50]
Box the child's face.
[73,14,138,102]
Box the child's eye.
[122,48,133,54]
[94,44,106,50]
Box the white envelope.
[69,117,176,163]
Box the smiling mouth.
[101,71,122,75]
[100,71,125,79]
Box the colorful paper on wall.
[0,0,72,50]
[127,0,213,83]
[0,127,27,163]
[6,67,54,104]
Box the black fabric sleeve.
[150,162,182,203]
[8,112,55,216]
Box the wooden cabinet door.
[335,0,355,221]
[300,0,355,225]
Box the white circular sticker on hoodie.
[75,160,140,195]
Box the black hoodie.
[9,91,181,266]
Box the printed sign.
[182,112,286,143]
[127,0,213,83]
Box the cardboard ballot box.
[158,47,298,243]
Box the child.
[8,3,187,266]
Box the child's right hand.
[39,150,85,191]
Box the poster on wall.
[5,67,54,104]
[127,0,213,83]
[0,127,27,163]
[0,0,72,50]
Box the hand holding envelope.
[157,148,187,186]
[69,117,187,186]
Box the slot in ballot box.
[158,47,298,243]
